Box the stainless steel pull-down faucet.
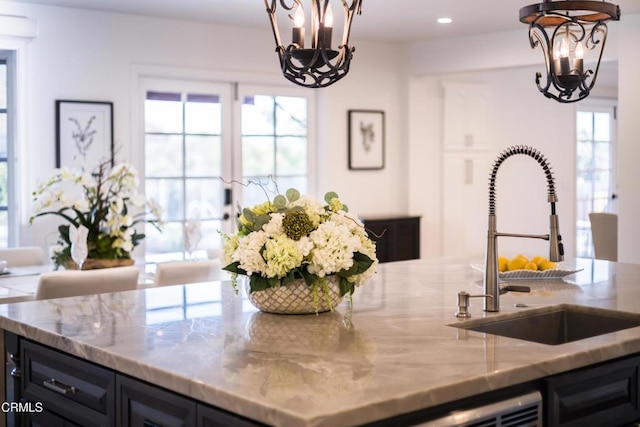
[483,146,564,312]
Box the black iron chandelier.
[264,0,363,88]
[519,0,620,103]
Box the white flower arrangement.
[223,189,378,303]
[30,160,163,268]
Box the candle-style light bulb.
[292,6,305,48]
[321,4,334,48]
[325,4,334,28]
[554,37,570,76]
[560,38,569,58]
[294,6,305,28]
[574,41,584,74]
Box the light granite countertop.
[1,257,640,426]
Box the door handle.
[224,188,232,205]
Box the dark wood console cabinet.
[362,216,420,263]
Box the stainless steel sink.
[450,304,640,345]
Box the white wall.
[317,43,407,217]
[617,13,640,263]
[409,67,575,259]
[0,1,406,249]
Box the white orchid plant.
[30,160,163,268]
[222,188,378,300]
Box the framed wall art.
[56,100,114,170]
[348,110,385,170]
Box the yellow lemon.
[507,256,528,271]
[524,261,538,271]
[531,255,546,266]
[498,256,509,272]
[538,260,557,271]
[516,254,529,262]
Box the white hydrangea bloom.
[262,213,284,237]
[296,236,313,257]
[307,221,360,277]
[234,231,269,276]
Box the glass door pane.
[576,102,617,258]
[234,85,314,209]
[142,79,232,262]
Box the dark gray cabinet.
[544,354,640,427]
[5,331,640,427]
[5,333,264,427]
[362,216,420,263]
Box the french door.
[575,101,617,258]
[140,78,313,261]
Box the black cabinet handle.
[43,378,76,395]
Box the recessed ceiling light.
[437,17,453,24]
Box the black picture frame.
[348,110,385,170]
[56,100,114,170]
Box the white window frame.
[0,15,38,247]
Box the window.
[142,79,313,261]
[576,101,617,258]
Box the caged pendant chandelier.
[264,0,363,88]
[519,0,620,103]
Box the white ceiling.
[8,0,640,44]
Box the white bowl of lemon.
[497,255,581,279]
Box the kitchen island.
[1,258,640,426]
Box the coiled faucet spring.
[488,146,558,215]
[483,145,564,312]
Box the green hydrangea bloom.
[282,210,314,240]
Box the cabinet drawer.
[117,374,196,426]
[21,339,115,426]
[544,355,640,427]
